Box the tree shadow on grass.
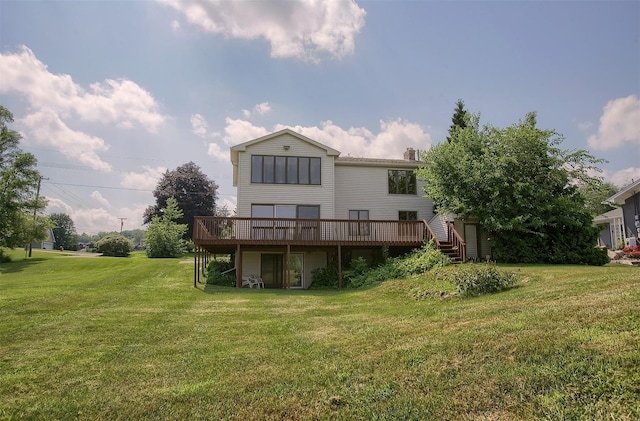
[0,258,46,274]
[197,282,349,297]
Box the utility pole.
[28,176,48,257]
[118,217,127,233]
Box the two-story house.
[193,129,468,288]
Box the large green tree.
[50,213,78,251]
[143,162,218,239]
[578,181,619,216]
[1,105,47,250]
[417,112,608,265]
[145,197,188,258]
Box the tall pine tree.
[447,99,468,143]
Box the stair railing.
[446,221,466,262]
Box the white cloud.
[91,191,111,208]
[607,167,640,188]
[0,46,166,169]
[242,102,271,119]
[47,198,148,234]
[212,117,431,160]
[19,109,112,172]
[218,196,237,214]
[588,94,640,150]
[121,166,167,190]
[221,117,269,145]
[191,113,209,137]
[158,0,366,61]
[207,143,228,161]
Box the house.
[594,207,624,249]
[30,228,56,250]
[193,129,469,288]
[605,179,640,246]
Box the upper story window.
[388,170,416,195]
[251,155,321,185]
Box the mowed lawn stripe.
[1,250,638,420]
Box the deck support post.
[285,244,291,289]
[338,245,342,289]
[236,244,242,288]
[194,247,198,287]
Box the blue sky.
[1,0,638,234]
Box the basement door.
[261,253,304,288]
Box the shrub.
[447,264,518,296]
[0,248,11,263]
[95,234,133,257]
[394,242,451,275]
[310,262,340,288]
[206,259,235,287]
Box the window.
[349,210,370,236]
[388,170,416,195]
[251,155,321,185]
[251,205,319,219]
[399,211,418,221]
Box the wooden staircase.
[437,241,463,264]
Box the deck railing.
[194,216,429,246]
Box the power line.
[42,181,152,192]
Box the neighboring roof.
[606,179,640,205]
[335,156,421,168]
[230,128,341,166]
[594,207,623,224]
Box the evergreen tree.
[447,99,468,143]
[145,197,188,258]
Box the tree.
[145,197,188,258]
[446,99,468,143]
[143,162,218,239]
[417,111,608,265]
[0,105,47,250]
[578,181,619,216]
[50,213,79,251]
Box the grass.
[1,249,639,420]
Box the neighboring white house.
[194,129,469,288]
[30,228,56,250]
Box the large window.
[251,155,321,185]
[349,210,370,236]
[388,170,416,195]
[399,211,418,221]
[251,205,320,219]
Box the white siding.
[334,165,434,221]
[236,133,335,218]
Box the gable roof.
[606,179,640,205]
[594,207,623,224]
[335,156,421,169]
[230,129,341,166]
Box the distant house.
[605,179,640,246]
[31,228,56,250]
[193,129,477,288]
[594,207,624,249]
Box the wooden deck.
[193,216,438,253]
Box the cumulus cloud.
[209,117,431,160]
[90,191,111,208]
[19,109,112,172]
[158,0,366,61]
[121,166,168,190]
[0,46,166,170]
[607,167,640,188]
[191,113,209,137]
[243,102,271,119]
[47,198,148,234]
[588,94,640,150]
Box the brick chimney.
[404,147,416,161]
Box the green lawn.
[1,250,639,420]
